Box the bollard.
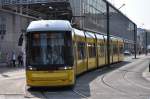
[149,61,150,72]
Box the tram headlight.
[59,66,73,70]
[29,67,33,70]
[28,66,36,71]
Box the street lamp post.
[118,4,125,10]
[106,2,110,66]
[134,24,137,59]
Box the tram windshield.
[26,31,73,67]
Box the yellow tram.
[25,20,124,87]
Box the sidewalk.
[143,67,150,81]
[142,54,150,82]
[0,62,24,74]
[0,62,8,67]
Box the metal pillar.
[149,61,150,72]
[134,24,137,59]
[106,2,110,66]
[146,31,148,55]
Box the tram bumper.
[26,70,75,87]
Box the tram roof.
[85,32,95,39]
[27,20,72,32]
[73,28,85,37]
[95,33,104,39]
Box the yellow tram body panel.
[76,60,87,75]
[74,29,88,75]
[26,70,75,87]
[98,57,105,67]
[119,51,124,61]
[109,41,113,64]
[118,40,124,61]
[105,44,108,64]
[112,38,119,63]
[119,52,124,61]
[97,41,105,67]
[113,55,118,63]
[75,35,85,42]
[96,34,105,67]
[88,58,97,70]
[86,32,97,70]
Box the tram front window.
[27,32,73,68]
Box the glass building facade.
[70,0,107,34]
[69,0,136,42]
[109,5,135,41]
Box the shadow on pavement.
[73,61,131,98]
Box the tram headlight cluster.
[59,66,73,70]
[28,66,37,71]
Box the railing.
[0,0,69,5]
[22,8,47,18]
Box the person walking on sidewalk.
[12,52,16,67]
[18,54,23,67]
[6,53,11,67]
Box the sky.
[107,0,150,29]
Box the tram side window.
[101,44,105,57]
[119,45,124,54]
[110,43,114,55]
[88,43,96,58]
[104,44,107,55]
[113,44,118,55]
[102,43,106,57]
[77,42,86,60]
[99,44,102,57]
[98,44,101,57]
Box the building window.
[0,24,6,34]
[0,16,6,39]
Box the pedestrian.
[12,52,16,67]
[139,51,141,55]
[18,54,23,66]
[6,53,10,66]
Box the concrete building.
[0,9,35,62]
[0,0,137,62]
[137,28,145,54]
[137,28,150,54]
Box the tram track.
[123,68,150,90]
[100,58,150,96]
[67,58,149,98]
[38,89,89,99]
[72,89,88,99]
[119,58,150,90]
[101,73,128,94]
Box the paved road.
[0,55,150,99]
